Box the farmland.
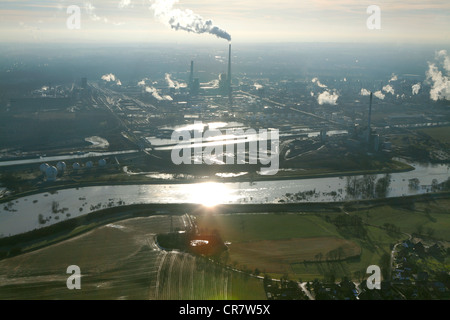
[195,197,450,281]
[0,215,265,300]
[419,126,450,145]
[0,196,449,298]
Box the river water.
[0,160,448,237]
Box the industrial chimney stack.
[367,92,373,143]
[189,60,194,87]
[227,43,232,107]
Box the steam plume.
[389,74,398,82]
[312,77,327,88]
[254,83,263,90]
[382,84,395,95]
[101,73,121,85]
[165,73,184,89]
[145,85,172,101]
[412,83,421,95]
[317,90,339,105]
[360,88,371,96]
[373,90,385,100]
[426,50,450,101]
[150,0,231,41]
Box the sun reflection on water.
[188,182,233,207]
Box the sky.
[0,0,449,44]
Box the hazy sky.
[1,0,449,44]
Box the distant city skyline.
[0,0,449,44]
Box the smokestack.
[189,60,194,87]
[367,92,373,143]
[228,43,232,106]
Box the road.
[390,232,412,278]
[0,149,139,167]
[299,282,315,300]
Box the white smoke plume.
[360,88,371,96]
[254,83,263,90]
[101,73,116,82]
[200,79,219,89]
[145,86,162,100]
[150,0,231,41]
[412,83,421,95]
[382,84,395,95]
[317,90,339,105]
[374,90,385,100]
[101,73,121,85]
[145,86,155,93]
[312,77,327,88]
[437,50,450,72]
[389,74,398,82]
[165,73,182,89]
[426,50,450,101]
[145,86,172,101]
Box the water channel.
[0,160,448,237]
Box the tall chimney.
[227,43,232,107]
[367,92,373,143]
[189,60,194,86]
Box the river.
[0,160,448,237]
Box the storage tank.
[98,159,107,167]
[45,166,58,181]
[40,163,49,173]
[56,161,67,172]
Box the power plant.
[186,43,232,105]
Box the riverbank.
[0,159,414,205]
[1,191,449,261]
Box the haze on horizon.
[0,0,449,45]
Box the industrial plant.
[0,35,449,303]
[1,41,449,189]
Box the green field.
[2,198,449,298]
[420,126,450,144]
[360,199,450,241]
[0,215,267,300]
[289,225,400,281]
[195,213,342,242]
[196,198,450,281]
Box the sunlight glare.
[189,182,231,207]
